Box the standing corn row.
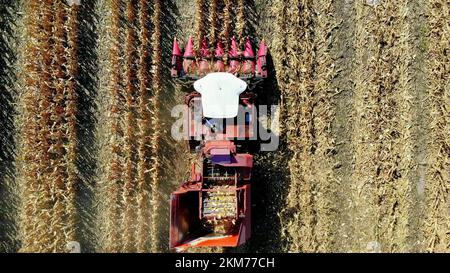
[122,0,138,253]
[104,0,124,253]
[19,0,42,252]
[136,0,152,253]
[150,0,162,253]
[35,0,55,251]
[19,0,80,252]
[424,0,450,253]
[65,0,80,245]
[195,0,206,48]
[221,0,232,50]
[50,0,68,251]
[236,0,245,46]
[208,0,218,43]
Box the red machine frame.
[170,141,253,251]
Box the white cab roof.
[193,73,247,119]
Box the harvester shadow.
[0,1,20,252]
[225,53,291,253]
[75,0,100,252]
[157,0,184,252]
[215,0,290,253]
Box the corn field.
[0,0,448,253]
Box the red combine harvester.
[169,36,268,252]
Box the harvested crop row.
[280,0,338,252]
[424,0,450,253]
[374,0,414,252]
[328,0,356,252]
[309,0,337,252]
[349,1,383,252]
[282,0,318,252]
[375,0,426,252]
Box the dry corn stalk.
[19,0,42,252]
[136,0,152,253]
[208,0,218,43]
[194,0,206,49]
[424,0,450,253]
[221,0,232,50]
[65,0,80,245]
[236,0,245,46]
[35,0,55,252]
[150,0,162,253]
[348,0,383,252]
[104,0,124,253]
[49,0,67,252]
[309,0,337,252]
[121,0,138,253]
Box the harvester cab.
[169,36,268,252]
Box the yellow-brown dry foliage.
[208,0,218,43]
[121,0,139,253]
[136,0,152,253]
[221,0,233,50]
[19,0,42,252]
[4,0,448,254]
[103,0,124,253]
[97,0,163,253]
[272,0,449,253]
[273,0,338,252]
[17,0,79,252]
[65,0,79,245]
[149,0,163,253]
[236,0,245,46]
[195,0,206,48]
[424,0,449,252]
